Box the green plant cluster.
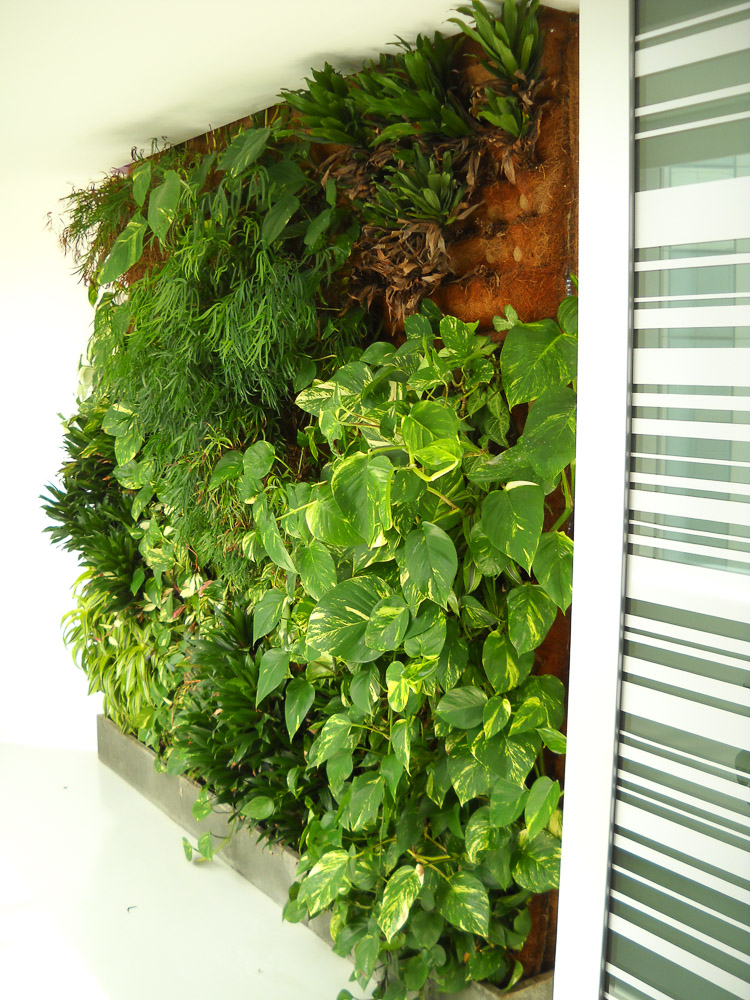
[45,3,576,997]
[162,298,577,998]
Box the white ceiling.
[1,0,578,193]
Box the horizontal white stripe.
[630,471,750,498]
[632,348,750,386]
[627,489,750,529]
[607,910,750,996]
[635,293,750,303]
[614,799,750,902]
[630,519,750,553]
[635,2,750,43]
[634,305,750,329]
[628,531,750,567]
[618,742,746,805]
[637,108,750,140]
[635,252,750,271]
[632,392,750,411]
[624,611,750,660]
[630,451,750,469]
[616,773,750,843]
[609,888,750,966]
[627,553,750,621]
[636,81,750,117]
[631,417,750,442]
[621,681,749,748]
[623,652,750,710]
[623,620,750,671]
[613,831,750,906]
[612,864,750,935]
[635,177,750,247]
[604,964,682,1000]
[635,22,750,77]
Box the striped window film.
[602,3,750,1000]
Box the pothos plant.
[174,295,576,998]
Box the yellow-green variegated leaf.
[308,576,392,663]
[438,871,490,936]
[331,452,393,547]
[512,831,561,893]
[481,483,543,573]
[378,866,423,942]
[506,584,557,655]
[298,850,350,915]
[365,595,410,651]
[482,630,534,693]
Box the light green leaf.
[438,872,489,936]
[147,170,181,241]
[253,496,296,574]
[386,661,410,713]
[331,452,393,546]
[192,787,212,821]
[326,750,354,792]
[98,213,147,284]
[297,540,337,601]
[305,207,333,247]
[523,386,576,481]
[490,777,529,827]
[477,390,510,446]
[533,531,574,612]
[240,796,275,821]
[557,295,578,337]
[256,648,290,706]
[413,438,463,478]
[447,749,492,805]
[404,521,457,609]
[219,126,270,177]
[285,677,315,738]
[506,584,557,654]
[512,831,561,892]
[481,483,544,572]
[307,486,364,547]
[436,618,468,691]
[391,718,411,773]
[350,665,380,715]
[509,675,565,734]
[209,450,243,489]
[525,776,562,840]
[308,713,353,766]
[342,774,384,832]
[243,440,275,480]
[354,933,380,988]
[308,576,392,663]
[464,806,495,863]
[483,694,511,738]
[403,602,446,658]
[477,732,541,784]
[182,837,193,861]
[378,866,422,942]
[114,421,144,465]
[538,726,567,754]
[299,849,350,915]
[403,313,433,340]
[468,523,509,576]
[500,318,576,408]
[365,595,410,651]
[252,589,285,643]
[482,631,534,693]
[401,399,459,454]
[381,754,403,797]
[262,193,300,243]
[410,910,444,949]
[436,686,487,729]
[132,161,151,207]
[439,314,478,355]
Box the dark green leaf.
[523,386,576,481]
[98,213,147,284]
[342,774,384,831]
[557,295,578,337]
[350,665,380,715]
[436,686,487,729]
[131,161,151,207]
[468,523,509,576]
[256,648,290,706]
[241,796,275,821]
[411,909,444,949]
[147,169,181,241]
[404,521,457,609]
[219,126,270,177]
[297,540,337,601]
[405,954,430,992]
[262,193,300,243]
[481,484,544,572]
[490,777,528,827]
[285,677,315,738]
[437,618,468,691]
[209,450,243,489]
[525,776,562,840]
[254,496,297,573]
[252,589,285,643]
[381,754,403,797]
[509,675,566,734]
[304,207,333,247]
[482,630,534,693]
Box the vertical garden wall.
[44,3,578,997]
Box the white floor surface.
[0,743,368,1000]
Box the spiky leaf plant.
[451,0,543,91]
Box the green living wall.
[45,3,578,997]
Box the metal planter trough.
[97,715,553,1000]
